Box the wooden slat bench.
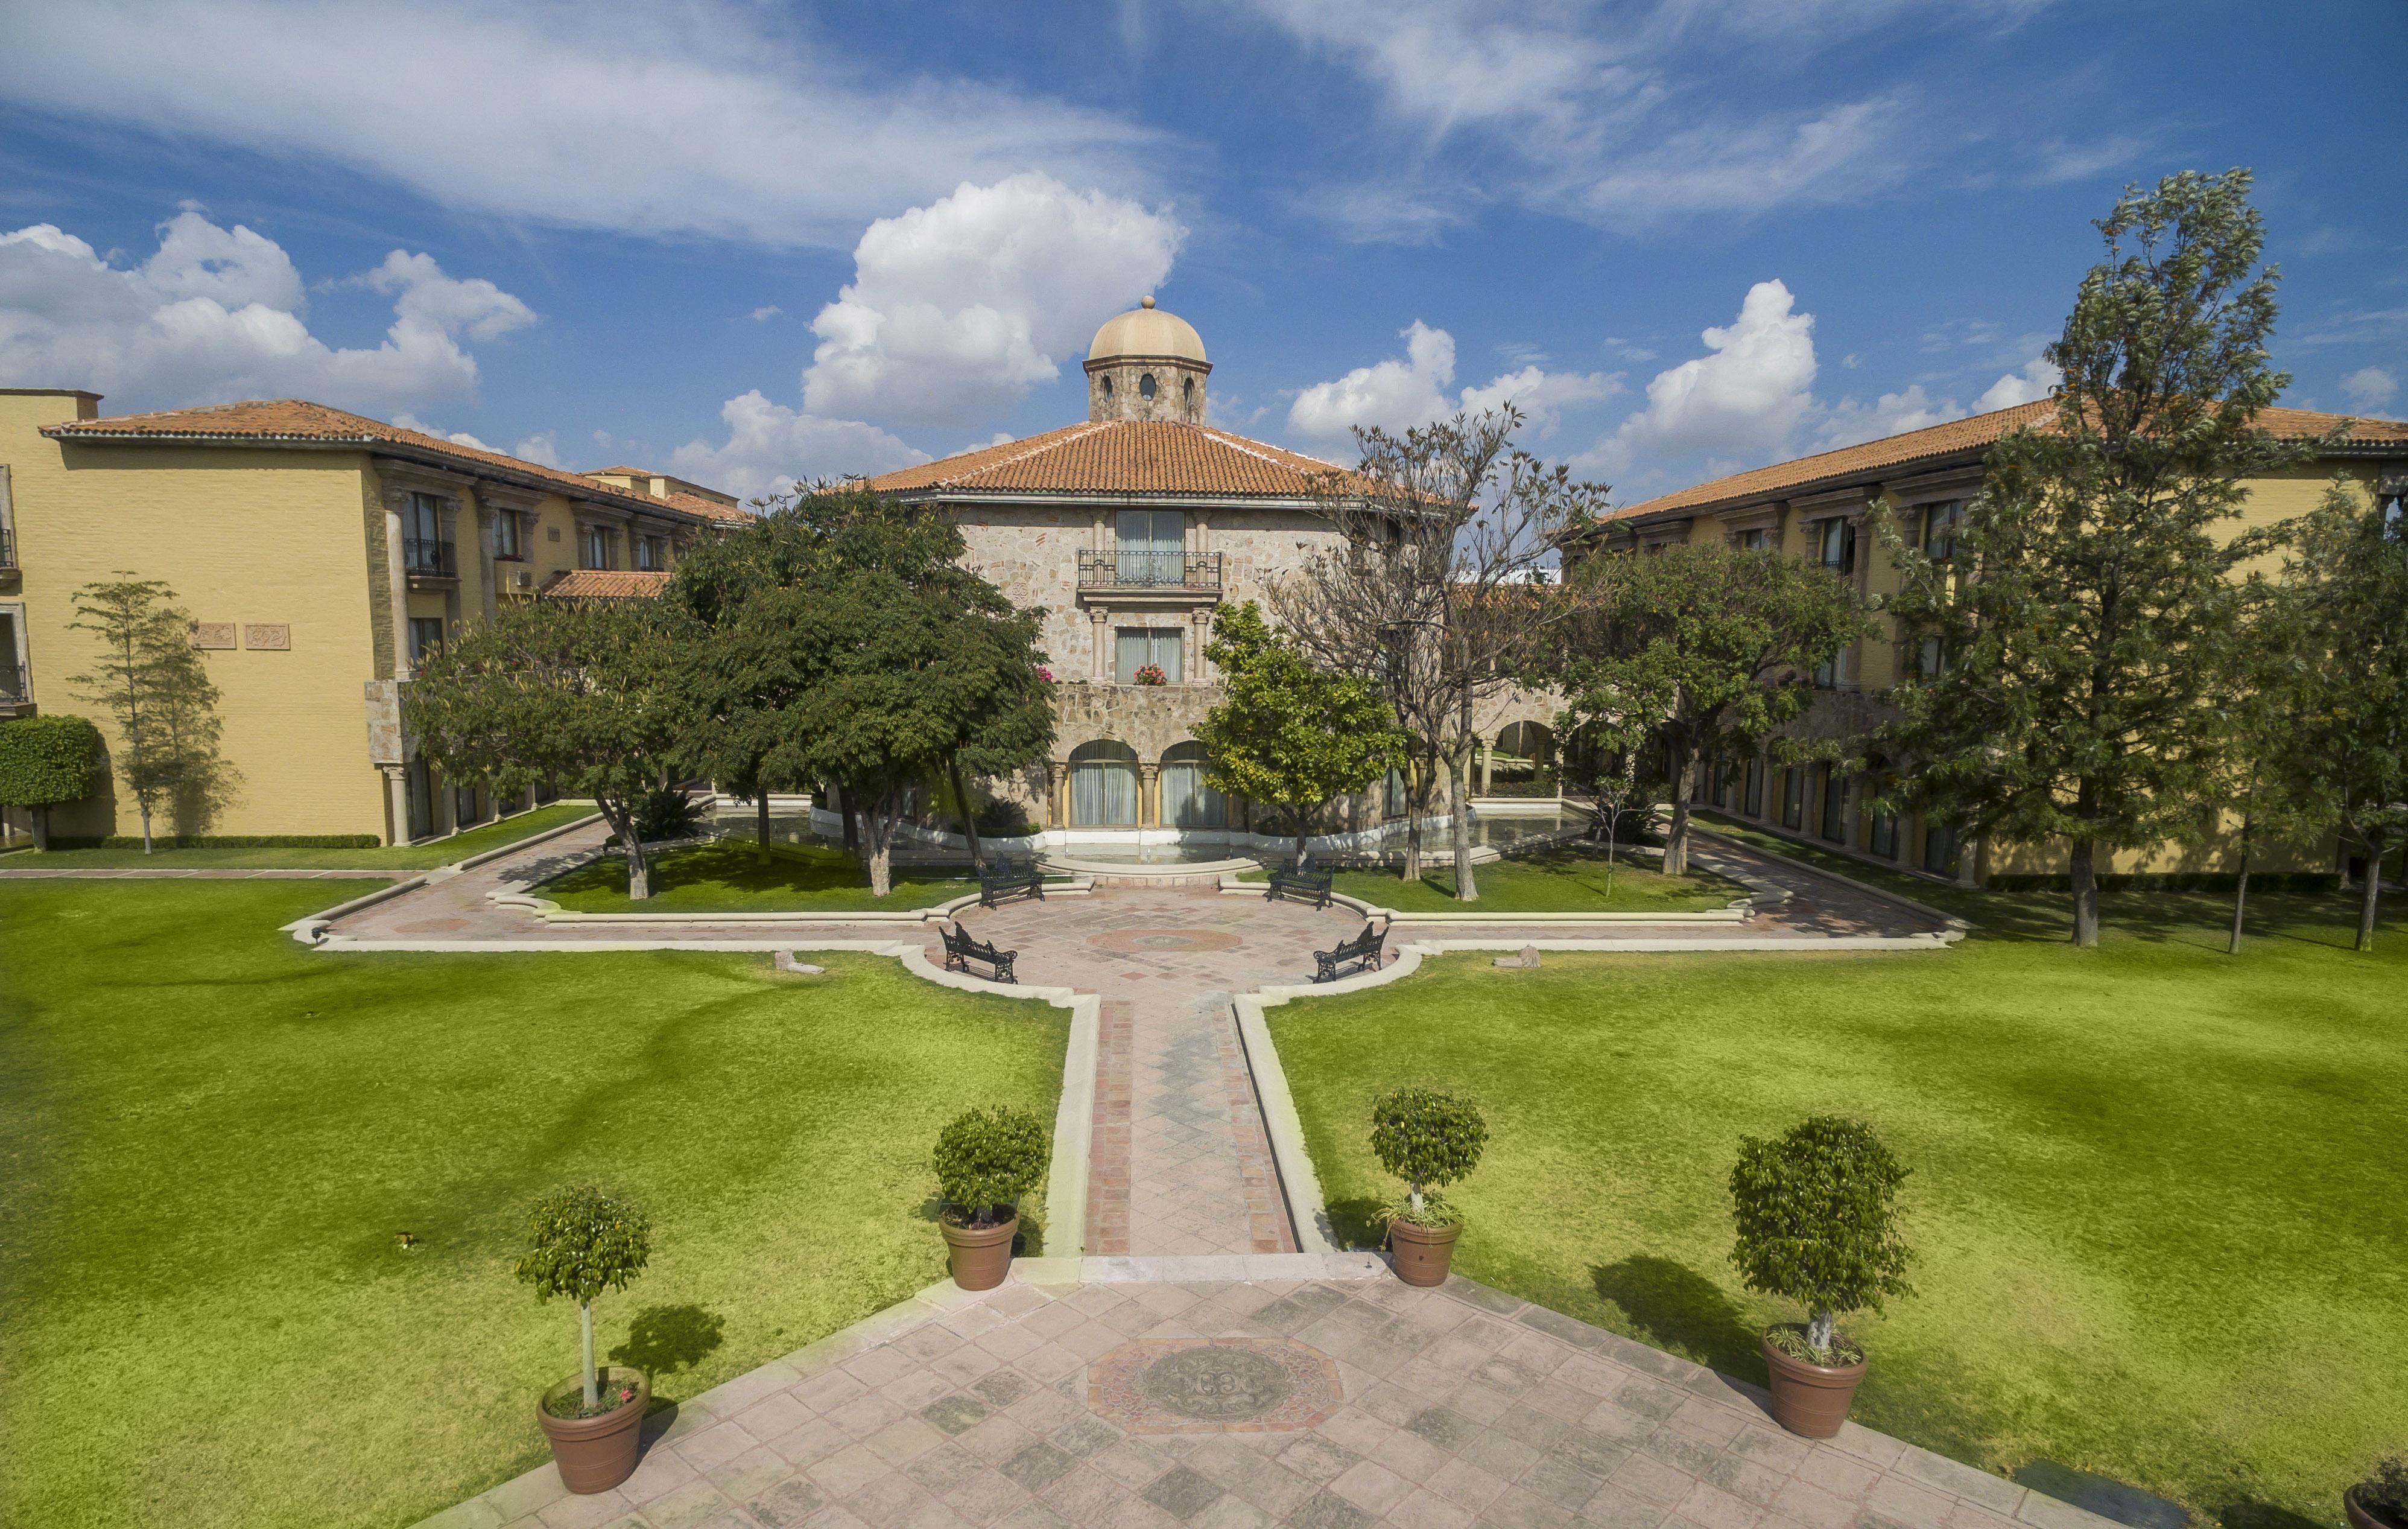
[978,856,1045,909]
[1313,923,1386,982]
[1264,859,1334,910]
[940,921,1018,984]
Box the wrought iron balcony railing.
[0,524,16,569]
[0,659,26,705]
[1077,549,1221,591]
[404,536,457,579]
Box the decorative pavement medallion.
[1085,927,1246,953]
[1086,1337,1344,1434]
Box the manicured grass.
[1268,885,2407,1528]
[0,802,595,870]
[0,881,1067,1529]
[539,838,997,912]
[1241,843,1744,914]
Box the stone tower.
[1084,296,1210,425]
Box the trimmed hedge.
[44,833,384,850]
[1985,870,2342,894]
[0,714,103,808]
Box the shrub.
[974,797,1039,838]
[0,715,103,848]
[2360,1459,2408,1529]
[513,1187,652,1414]
[933,1106,1050,1228]
[632,787,706,843]
[1729,1116,1913,1359]
[1369,1087,1488,1225]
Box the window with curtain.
[1069,741,1139,826]
[1921,820,1958,876]
[1815,516,1856,573]
[1743,756,1764,817]
[580,524,610,570]
[1819,765,1846,842]
[1115,509,1184,585]
[1161,742,1226,829]
[493,512,522,559]
[1781,768,1805,830]
[1922,500,1964,561]
[1115,627,1183,683]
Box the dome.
[1087,296,1206,364]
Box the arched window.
[1069,740,1139,827]
[1182,376,1194,406]
[1161,741,1226,830]
[1139,373,1156,400]
[1100,374,1114,398]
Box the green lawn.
[0,881,1067,1529]
[539,837,999,914]
[1268,884,2407,1529]
[1241,843,1744,914]
[0,802,595,870]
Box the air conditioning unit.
[513,570,533,589]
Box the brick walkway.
[425,1271,2109,1529]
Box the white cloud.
[1975,355,2061,411]
[668,390,927,502]
[1588,280,1818,472]
[0,1,1163,250]
[514,432,562,468]
[0,207,534,413]
[749,306,784,323]
[2340,366,2400,415]
[1287,320,1618,443]
[802,174,1183,428]
[1815,384,1964,450]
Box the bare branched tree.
[1269,407,1609,901]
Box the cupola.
[1084,296,1209,424]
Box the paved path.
[425,1270,2105,1529]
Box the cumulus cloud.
[668,390,927,502]
[1815,384,1964,450]
[1287,321,1618,443]
[514,431,562,467]
[2340,366,2400,414]
[0,206,534,413]
[1974,355,2061,411]
[801,174,1183,429]
[1588,280,1818,472]
[0,1,1162,250]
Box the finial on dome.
[1139,294,1156,309]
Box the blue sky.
[1,0,2401,504]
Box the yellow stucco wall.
[2,393,389,840]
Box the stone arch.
[1068,739,1139,827]
[1160,739,1226,829]
[1495,719,1554,766]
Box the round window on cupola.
[1139,374,1156,400]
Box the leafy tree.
[1194,601,1402,866]
[2258,477,2408,950]
[68,576,238,851]
[0,714,103,849]
[1874,168,2321,946]
[407,597,689,898]
[1559,542,1865,876]
[1556,666,1678,891]
[931,1105,1051,1229]
[1729,1116,1913,1358]
[1368,1087,1488,1224]
[1273,408,1607,897]
[514,1187,651,1413]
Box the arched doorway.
[1160,741,1226,830]
[1069,740,1139,827]
[1495,720,1554,769]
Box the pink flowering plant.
[1133,663,1168,686]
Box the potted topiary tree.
[1728,1116,1914,1437]
[1369,1087,1488,1286]
[933,1105,1050,1290]
[515,1187,654,1492]
[2348,1459,2408,1529]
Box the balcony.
[404,536,457,585]
[0,524,15,568]
[1077,549,1222,600]
[0,658,28,716]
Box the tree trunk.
[579,1300,598,1410]
[2358,831,2386,953]
[861,790,895,897]
[1807,1309,1833,1354]
[2069,836,2100,947]
[1663,738,1695,877]
[1448,745,1478,901]
[1401,754,1425,883]
[755,787,772,864]
[949,754,983,866]
[2228,815,2252,956]
[624,821,651,901]
[139,798,154,855]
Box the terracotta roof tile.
[45,399,750,524]
[1605,401,2408,523]
[538,569,673,600]
[864,419,1361,498]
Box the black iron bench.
[979,856,1045,909]
[1314,923,1386,982]
[941,921,1018,984]
[1264,859,1334,910]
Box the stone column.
[1481,740,1494,793]
[1091,608,1112,679]
[382,764,410,845]
[474,505,499,621]
[1138,763,1160,828]
[1048,761,1069,828]
[1190,607,1213,684]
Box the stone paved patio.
[422,1271,2110,1529]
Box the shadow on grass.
[1591,1254,1763,1381]
[1325,1195,1390,1253]
[2213,1499,2324,1529]
[610,1304,726,1379]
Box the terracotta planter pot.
[942,1214,1019,1291]
[536,1367,650,1493]
[1758,1330,1866,1438]
[1388,1219,1461,1287]
[2346,1487,2403,1529]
